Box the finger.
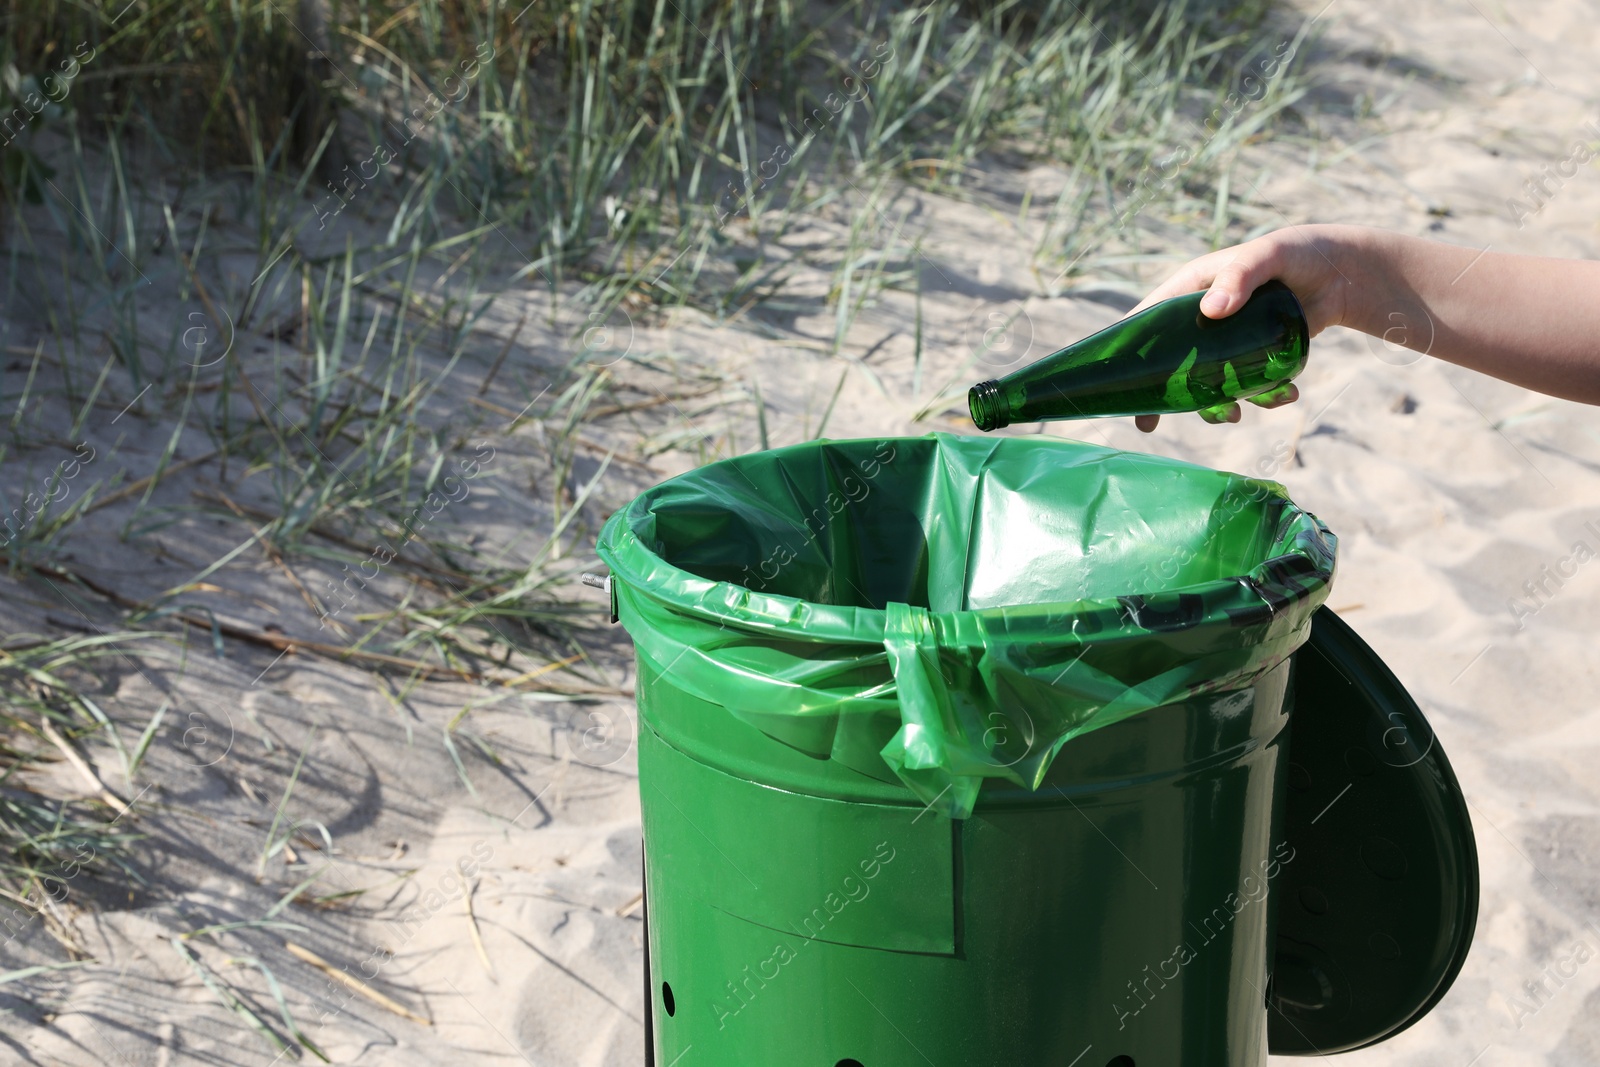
[1125,250,1235,317]
[1245,382,1300,409]
[1135,414,1161,433]
[1197,402,1242,425]
[1199,249,1280,319]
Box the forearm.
[1341,230,1600,404]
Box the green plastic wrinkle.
[597,433,1335,819]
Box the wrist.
[1320,225,1405,337]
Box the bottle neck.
[969,379,1007,431]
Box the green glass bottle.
[969,280,1309,430]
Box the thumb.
[1199,257,1272,319]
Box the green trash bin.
[596,433,1475,1067]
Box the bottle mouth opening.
[969,380,1005,432]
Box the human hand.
[1129,224,1362,432]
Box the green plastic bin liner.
[598,433,1342,1066]
[599,433,1335,820]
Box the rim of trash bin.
[595,434,1337,647]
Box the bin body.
[641,658,1294,1067]
[599,434,1335,1067]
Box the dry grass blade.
[84,451,221,515]
[500,653,584,688]
[37,719,132,818]
[581,383,727,420]
[169,615,624,694]
[463,879,495,979]
[284,941,432,1026]
[614,890,644,918]
[477,310,527,396]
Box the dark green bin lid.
[1269,607,1479,1054]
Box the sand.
[2,0,1599,1063]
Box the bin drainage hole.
[835,1060,866,1067]
[661,982,676,1017]
[1105,1057,1135,1067]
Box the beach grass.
[0,0,1314,1010]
